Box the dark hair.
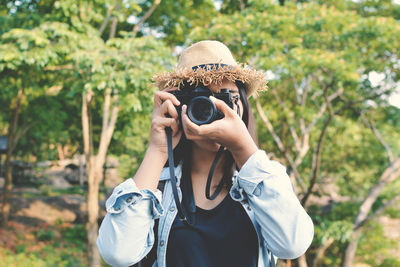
[171,80,257,190]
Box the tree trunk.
[341,157,400,266]
[82,91,101,267]
[132,0,161,36]
[83,88,119,267]
[79,154,85,186]
[57,143,65,160]
[1,144,13,227]
[298,254,308,267]
[311,237,334,267]
[86,157,103,267]
[1,88,23,228]
[342,229,362,267]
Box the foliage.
[189,0,400,195]
[378,258,400,267]
[357,221,399,266]
[136,0,218,45]
[0,20,92,163]
[0,222,87,267]
[190,0,400,264]
[0,2,175,161]
[1,0,400,265]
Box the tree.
[1,2,175,266]
[341,109,400,267]
[190,0,400,265]
[2,0,399,265]
[70,35,174,266]
[135,0,217,45]
[0,21,86,226]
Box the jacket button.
[160,241,165,246]
[247,206,252,211]
[126,196,133,203]
[170,207,175,212]
[115,206,121,211]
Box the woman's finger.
[162,86,179,92]
[209,96,235,117]
[181,105,197,139]
[167,117,180,136]
[154,90,180,107]
[157,99,179,120]
[181,105,211,137]
[153,117,178,131]
[181,105,200,135]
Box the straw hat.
[152,40,268,97]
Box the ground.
[0,163,121,267]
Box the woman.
[97,40,314,267]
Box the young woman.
[97,40,314,267]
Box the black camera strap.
[205,145,225,200]
[205,96,241,200]
[165,127,226,227]
[166,127,192,227]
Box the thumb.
[210,96,235,117]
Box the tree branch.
[304,88,342,135]
[301,86,335,206]
[82,90,94,157]
[311,237,335,267]
[360,111,394,162]
[107,89,119,140]
[293,134,310,167]
[294,79,301,105]
[353,157,400,228]
[99,0,116,35]
[102,88,111,136]
[301,75,312,108]
[239,0,245,11]
[109,3,120,39]
[271,88,301,152]
[296,75,311,142]
[109,18,118,39]
[11,121,35,152]
[255,99,307,192]
[301,114,332,206]
[97,89,119,176]
[355,193,400,230]
[294,75,313,167]
[133,0,161,36]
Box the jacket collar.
[159,161,183,185]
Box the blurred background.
[0,0,399,266]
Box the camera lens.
[187,96,216,125]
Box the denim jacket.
[97,150,314,267]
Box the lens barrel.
[187,96,217,125]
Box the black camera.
[170,84,235,125]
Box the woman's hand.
[148,87,182,157]
[181,96,258,168]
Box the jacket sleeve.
[96,178,164,267]
[230,150,314,259]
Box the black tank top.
[166,170,258,267]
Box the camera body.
[170,84,234,125]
